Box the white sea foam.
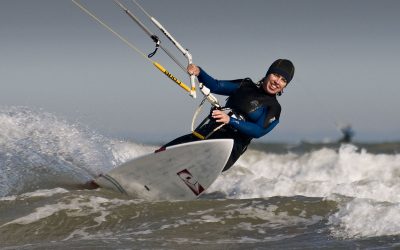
[109,139,155,165]
[1,196,104,226]
[329,198,400,238]
[210,144,400,202]
[0,188,69,201]
[1,195,139,228]
[209,144,400,238]
[223,203,321,230]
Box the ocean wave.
[209,144,400,238]
[0,192,331,247]
[211,144,400,202]
[1,106,400,241]
[0,106,154,197]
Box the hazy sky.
[1,0,399,143]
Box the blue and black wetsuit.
[163,67,281,171]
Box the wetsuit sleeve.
[197,67,240,95]
[229,117,279,138]
[228,104,281,139]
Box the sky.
[1,0,400,143]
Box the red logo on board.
[177,169,205,196]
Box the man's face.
[262,73,287,94]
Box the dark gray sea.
[1,107,400,249]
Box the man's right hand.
[187,64,200,76]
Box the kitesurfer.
[338,124,355,143]
[160,59,295,172]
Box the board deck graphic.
[177,169,205,196]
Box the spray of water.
[0,106,153,196]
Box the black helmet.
[266,59,295,84]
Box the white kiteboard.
[94,139,233,201]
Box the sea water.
[1,106,400,249]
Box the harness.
[191,78,280,140]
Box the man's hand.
[212,110,230,124]
[187,64,200,76]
